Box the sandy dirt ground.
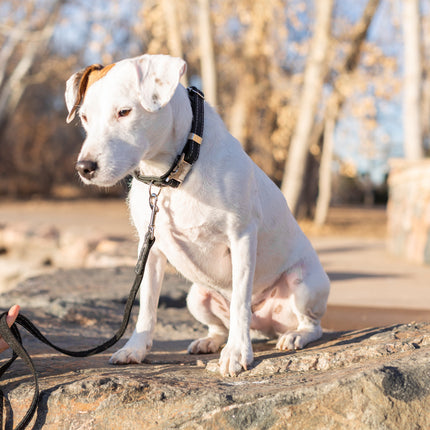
[0,199,389,239]
[1,199,430,330]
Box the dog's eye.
[81,114,88,123]
[118,108,131,118]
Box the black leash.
[0,231,154,430]
[0,86,205,430]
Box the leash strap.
[133,86,205,188]
[0,317,39,430]
[0,232,155,430]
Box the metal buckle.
[168,153,192,184]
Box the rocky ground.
[1,200,430,428]
[1,267,430,429]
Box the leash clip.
[148,182,161,240]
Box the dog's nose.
[76,160,98,179]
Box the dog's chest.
[130,188,232,288]
[161,223,231,286]
[161,215,233,287]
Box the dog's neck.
[137,85,192,179]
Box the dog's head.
[65,54,187,186]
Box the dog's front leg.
[109,246,166,364]
[219,226,257,377]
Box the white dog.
[65,54,330,377]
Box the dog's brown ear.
[65,64,104,123]
[135,54,187,112]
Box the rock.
[1,268,430,429]
[84,237,138,268]
[0,223,61,292]
[0,221,137,292]
[387,158,430,265]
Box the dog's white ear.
[135,54,187,112]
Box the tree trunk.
[162,0,188,87]
[314,113,335,226]
[422,67,430,151]
[229,69,255,149]
[281,0,333,216]
[229,80,249,146]
[402,0,423,160]
[198,0,217,106]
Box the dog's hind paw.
[187,334,225,354]
[276,332,305,350]
[276,325,323,351]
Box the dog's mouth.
[76,158,138,187]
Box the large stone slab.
[1,268,430,429]
[2,323,429,429]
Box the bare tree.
[313,0,381,225]
[402,0,423,159]
[281,0,334,216]
[0,0,64,133]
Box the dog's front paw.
[109,331,151,365]
[219,342,253,377]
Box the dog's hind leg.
[276,260,329,351]
[186,284,229,354]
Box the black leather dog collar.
[133,86,205,188]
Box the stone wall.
[387,158,430,264]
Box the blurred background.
[0,0,428,209]
[0,0,430,328]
